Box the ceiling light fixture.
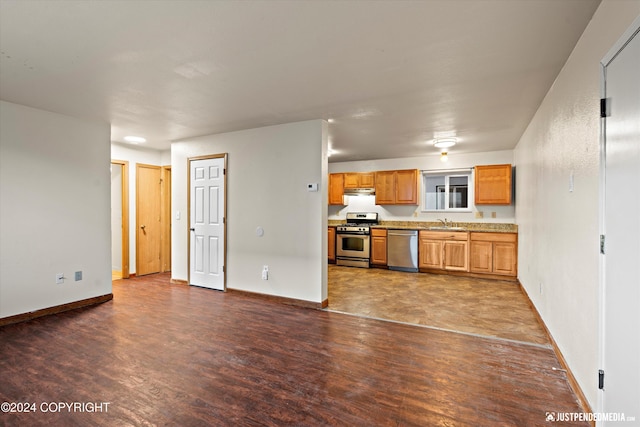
[124,135,146,144]
[440,151,449,162]
[433,137,457,149]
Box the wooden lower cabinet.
[469,232,517,277]
[370,228,387,266]
[469,240,493,273]
[443,240,468,271]
[419,239,443,269]
[328,227,336,262]
[419,231,468,271]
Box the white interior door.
[600,21,640,424]
[190,157,226,290]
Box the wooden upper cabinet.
[375,169,418,205]
[328,173,345,205]
[474,164,512,205]
[395,169,418,204]
[374,171,396,204]
[344,172,375,189]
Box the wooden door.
[375,171,395,204]
[395,169,418,204]
[443,240,468,271]
[136,164,162,276]
[190,156,226,290]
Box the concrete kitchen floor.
[327,265,549,346]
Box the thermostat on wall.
[307,183,318,192]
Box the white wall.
[329,150,515,223]
[514,0,640,409]
[0,101,112,318]
[172,120,328,303]
[110,143,170,274]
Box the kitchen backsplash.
[328,194,515,224]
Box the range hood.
[343,187,376,196]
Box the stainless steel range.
[336,212,379,268]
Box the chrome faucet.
[438,218,448,227]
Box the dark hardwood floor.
[0,273,587,426]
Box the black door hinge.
[600,235,606,254]
[601,98,610,118]
[599,369,605,389]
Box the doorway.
[599,18,640,422]
[111,160,129,280]
[188,155,227,290]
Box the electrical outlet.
[262,265,269,281]
[491,212,497,218]
[475,211,484,219]
[75,271,83,281]
[56,273,64,284]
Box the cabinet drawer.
[371,228,387,237]
[470,232,517,243]
[419,231,468,241]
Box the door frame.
[111,160,130,279]
[161,165,171,273]
[597,15,640,419]
[187,153,228,289]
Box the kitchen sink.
[426,226,467,231]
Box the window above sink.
[422,168,473,212]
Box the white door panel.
[190,157,225,290]
[601,22,639,425]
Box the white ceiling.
[0,0,600,162]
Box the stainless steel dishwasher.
[387,229,419,272]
